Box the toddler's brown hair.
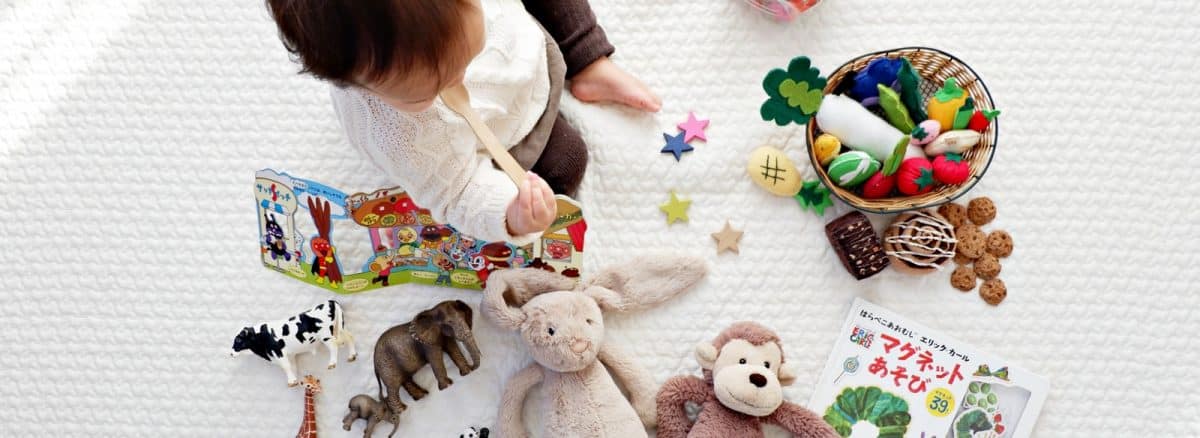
[264,0,475,85]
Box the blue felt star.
[660,131,694,161]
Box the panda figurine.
[459,426,489,438]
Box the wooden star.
[711,221,743,254]
[659,191,691,225]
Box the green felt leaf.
[877,84,915,132]
[911,125,929,141]
[795,180,833,216]
[945,152,964,163]
[953,97,976,130]
[934,77,965,103]
[983,109,1002,120]
[916,168,936,190]
[882,136,910,176]
[897,59,927,121]
[780,79,823,113]
[759,56,826,127]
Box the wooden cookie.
[980,278,1007,305]
[951,265,977,291]
[937,203,969,228]
[967,197,996,225]
[956,223,986,259]
[986,230,1013,257]
[974,253,1002,280]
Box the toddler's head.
[266,0,485,112]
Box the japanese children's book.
[254,169,586,294]
[809,298,1048,438]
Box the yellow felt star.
[711,221,743,254]
[659,191,691,225]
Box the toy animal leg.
[325,339,340,369]
[443,337,472,376]
[280,356,299,387]
[425,346,453,389]
[342,330,358,362]
[387,418,400,438]
[379,373,410,414]
[364,417,380,438]
[401,379,429,400]
[342,407,359,431]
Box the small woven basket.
[806,47,998,214]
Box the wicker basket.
[806,47,998,214]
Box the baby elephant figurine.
[482,255,707,438]
[373,300,481,417]
[342,394,399,438]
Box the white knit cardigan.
[330,0,549,245]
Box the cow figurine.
[229,300,357,386]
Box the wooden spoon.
[440,84,527,186]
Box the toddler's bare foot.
[570,57,662,112]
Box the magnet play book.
[255,169,586,294]
[810,299,1048,438]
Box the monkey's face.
[707,339,786,417]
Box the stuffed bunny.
[481,255,707,438]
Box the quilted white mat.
[3,0,1199,436]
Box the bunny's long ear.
[583,255,707,313]
[481,268,577,330]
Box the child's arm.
[331,87,548,244]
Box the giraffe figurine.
[296,375,322,438]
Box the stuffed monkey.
[656,322,838,438]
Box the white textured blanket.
[2,0,1198,436]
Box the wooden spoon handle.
[440,84,527,186]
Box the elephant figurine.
[343,394,400,438]
[373,300,481,416]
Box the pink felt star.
[677,111,709,143]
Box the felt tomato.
[860,171,896,199]
[896,157,935,196]
[932,153,971,185]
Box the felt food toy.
[761,56,827,126]
[952,97,976,130]
[877,84,915,132]
[910,120,941,146]
[932,153,971,185]
[747,146,803,196]
[968,109,1002,133]
[825,212,890,280]
[656,322,839,438]
[827,151,880,188]
[897,58,927,122]
[883,209,957,275]
[813,134,842,166]
[849,57,903,104]
[482,255,707,438]
[896,157,935,196]
[860,171,896,199]
[927,78,970,132]
[925,130,982,156]
[815,94,923,162]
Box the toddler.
[266,0,659,244]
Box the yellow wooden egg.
[747,146,803,196]
[813,134,842,166]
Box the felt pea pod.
[927,78,969,132]
[897,59,927,122]
[952,97,976,130]
[878,83,915,132]
[815,94,925,163]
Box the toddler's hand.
[506,172,558,236]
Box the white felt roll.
[816,94,913,162]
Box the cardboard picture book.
[254,169,586,294]
[810,298,1048,438]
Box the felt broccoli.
[761,56,827,126]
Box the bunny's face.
[519,292,605,372]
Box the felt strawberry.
[860,171,896,199]
[896,157,935,196]
[932,153,971,185]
